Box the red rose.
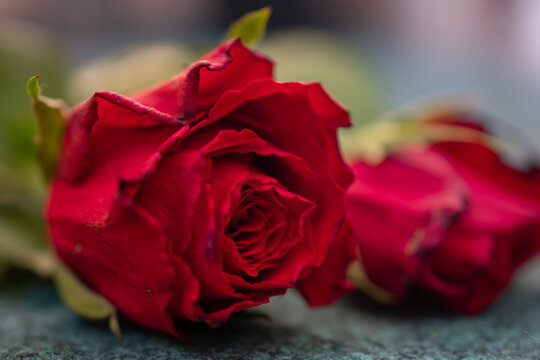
[300,119,540,314]
[47,39,352,337]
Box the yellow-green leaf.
[26,75,41,99]
[26,75,67,182]
[224,6,272,47]
[53,262,122,340]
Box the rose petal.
[415,139,540,313]
[60,91,181,182]
[132,39,273,121]
[48,194,183,337]
[297,220,356,306]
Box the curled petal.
[132,39,273,121]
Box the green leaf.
[26,75,67,182]
[53,261,122,340]
[224,6,272,47]
[26,75,41,99]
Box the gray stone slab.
[1,259,540,360]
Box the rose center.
[222,180,315,278]
[224,189,286,263]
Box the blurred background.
[1,0,540,256]
[3,0,540,128]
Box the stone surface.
[1,260,540,359]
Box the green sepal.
[224,6,272,47]
[53,261,122,340]
[26,75,67,182]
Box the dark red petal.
[423,229,493,285]
[433,141,540,227]
[416,140,540,314]
[297,219,355,306]
[135,150,210,255]
[60,91,181,182]
[48,194,186,338]
[132,39,273,120]
[133,150,212,322]
[352,147,468,213]
[182,183,250,315]
[202,80,352,194]
[54,127,181,231]
[418,226,540,314]
[305,83,353,190]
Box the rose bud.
[300,117,540,314]
[47,39,352,337]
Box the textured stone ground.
[1,259,540,360]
